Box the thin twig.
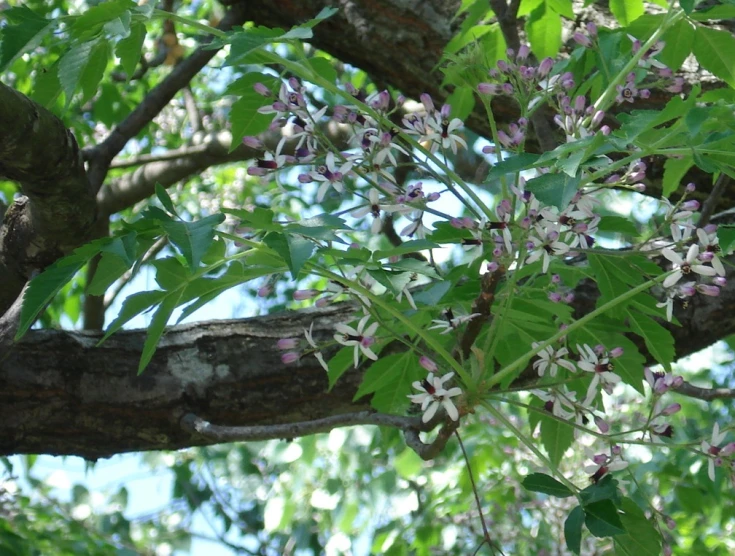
[456,430,504,555]
[104,237,169,310]
[109,144,210,169]
[181,411,434,443]
[674,380,735,401]
[458,267,506,360]
[698,173,729,228]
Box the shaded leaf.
[522,473,574,498]
[564,506,584,555]
[540,415,574,466]
[584,500,626,537]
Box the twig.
[182,86,203,134]
[181,411,433,442]
[674,381,735,401]
[104,237,169,310]
[403,420,459,460]
[109,143,211,169]
[698,173,729,228]
[456,429,503,555]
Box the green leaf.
[717,225,735,254]
[445,86,475,122]
[0,6,53,72]
[263,233,315,277]
[539,415,574,466]
[16,257,88,339]
[228,74,277,149]
[115,21,146,79]
[659,19,694,71]
[584,500,626,537]
[155,183,179,216]
[610,0,644,26]
[87,251,129,296]
[662,156,693,197]
[613,498,662,556]
[80,39,110,104]
[522,473,574,498]
[307,56,337,85]
[564,506,584,555]
[373,239,440,261]
[30,61,62,108]
[138,289,184,373]
[486,153,541,180]
[101,290,167,343]
[580,475,620,505]
[597,216,638,236]
[326,347,356,389]
[525,172,580,210]
[223,206,279,232]
[693,26,735,87]
[71,0,135,41]
[526,5,562,59]
[546,0,574,18]
[354,352,412,401]
[625,310,675,371]
[152,258,191,291]
[161,214,226,271]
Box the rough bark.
[0,83,97,316]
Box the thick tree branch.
[0,83,96,316]
[673,382,735,401]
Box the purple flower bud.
[609,347,624,358]
[696,284,720,297]
[281,352,300,364]
[502,83,514,95]
[600,125,611,136]
[497,59,510,73]
[493,246,503,257]
[564,293,575,303]
[298,173,313,184]
[611,445,622,455]
[686,182,696,192]
[258,285,272,298]
[419,356,438,372]
[573,32,592,48]
[482,145,495,154]
[699,251,714,262]
[315,297,330,308]
[721,442,735,456]
[293,289,320,301]
[288,77,301,91]
[253,82,271,96]
[551,274,561,284]
[538,57,554,77]
[506,48,515,59]
[681,200,700,211]
[592,453,607,465]
[440,103,451,119]
[277,338,300,350]
[713,276,727,287]
[420,93,435,113]
[661,403,681,416]
[519,216,531,229]
[247,167,267,176]
[592,110,605,128]
[478,82,500,95]
[586,22,597,37]
[640,89,651,99]
[574,95,586,113]
[487,261,499,272]
[595,416,610,433]
[427,192,440,202]
[672,375,684,387]
[396,94,406,105]
[242,136,263,149]
[548,292,562,303]
[518,44,530,60]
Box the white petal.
[353,346,360,368]
[663,270,682,288]
[360,345,378,361]
[423,401,440,423]
[443,398,459,421]
[335,323,358,336]
[662,248,683,265]
[692,265,716,277]
[686,244,700,263]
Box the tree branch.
[84,2,249,191]
[0,83,96,316]
[674,381,735,401]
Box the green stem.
[483,402,581,499]
[306,262,475,388]
[484,271,671,389]
[152,9,228,39]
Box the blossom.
[352,188,390,234]
[577,344,622,399]
[428,309,481,334]
[662,245,717,288]
[584,446,629,483]
[304,323,329,372]
[408,372,462,422]
[310,152,353,202]
[701,422,727,481]
[334,315,379,368]
[532,343,576,377]
[525,224,570,273]
[697,228,726,276]
[531,388,576,420]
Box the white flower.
[584,447,629,482]
[312,152,353,202]
[334,315,379,368]
[408,372,463,422]
[526,224,570,273]
[697,228,726,276]
[531,388,576,420]
[662,244,716,288]
[428,310,481,334]
[577,344,621,398]
[532,343,576,377]
[351,188,387,234]
[701,422,727,481]
[304,322,329,372]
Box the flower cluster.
[408,363,463,423]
